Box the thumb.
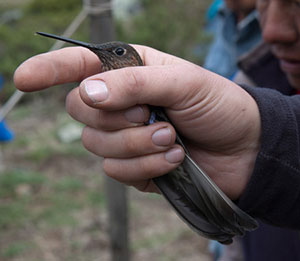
[78,62,214,112]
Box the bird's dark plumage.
[37,32,258,244]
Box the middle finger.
[66,87,150,130]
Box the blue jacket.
[204,7,261,79]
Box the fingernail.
[84,80,108,103]
[124,106,145,123]
[152,128,172,146]
[165,148,185,163]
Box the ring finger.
[82,122,177,158]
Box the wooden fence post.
[89,1,130,260]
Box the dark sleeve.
[237,85,300,229]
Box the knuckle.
[122,131,139,155]
[81,127,90,149]
[65,92,72,114]
[102,159,113,177]
[95,110,125,131]
[77,47,92,81]
[102,159,121,181]
[81,126,96,152]
[122,67,145,98]
[65,88,78,115]
[94,110,109,130]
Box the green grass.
[132,230,182,251]
[0,167,104,230]
[86,190,106,207]
[1,241,33,258]
[0,202,29,229]
[0,170,43,229]
[7,105,88,163]
[23,140,89,163]
[0,169,46,198]
[35,205,79,227]
[53,176,83,192]
[24,145,55,162]
[0,106,104,236]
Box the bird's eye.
[114,47,126,56]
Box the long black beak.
[36,32,95,49]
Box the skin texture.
[14,45,261,199]
[257,0,300,89]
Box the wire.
[49,9,88,51]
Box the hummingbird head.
[36,32,144,72]
[90,41,144,71]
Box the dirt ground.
[0,92,212,261]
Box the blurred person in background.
[204,0,261,79]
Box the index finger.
[14,46,101,92]
[14,44,184,92]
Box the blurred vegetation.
[0,104,107,260]
[0,0,211,99]
[117,0,211,63]
[0,0,85,99]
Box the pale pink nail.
[84,80,108,103]
[165,148,185,163]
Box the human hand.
[14,45,261,199]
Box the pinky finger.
[102,145,185,183]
